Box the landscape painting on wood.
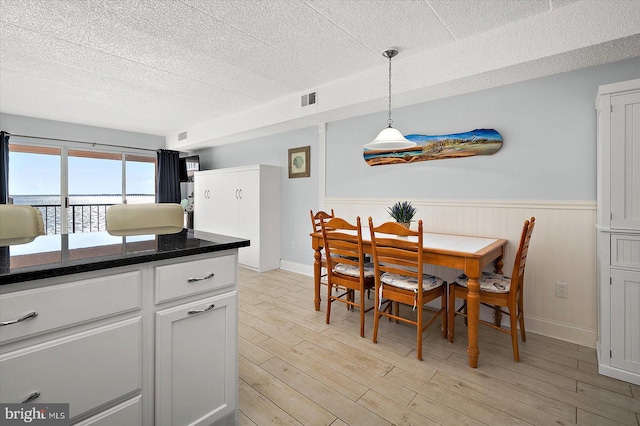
[363,129,503,166]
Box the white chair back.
[106,203,184,235]
[0,205,45,244]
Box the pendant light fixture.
[364,49,416,151]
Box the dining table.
[310,227,508,368]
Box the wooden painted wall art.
[363,128,503,166]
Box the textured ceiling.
[0,0,639,150]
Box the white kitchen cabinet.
[596,78,640,385]
[0,249,240,424]
[194,165,280,272]
[155,292,237,426]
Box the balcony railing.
[33,204,115,235]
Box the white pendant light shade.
[364,48,416,152]
[364,126,416,151]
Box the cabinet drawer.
[0,271,141,343]
[155,255,236,304]
[0,318,141,419]
[74,396,141,426]
[611,234,640,270]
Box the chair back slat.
[510,217,536,296]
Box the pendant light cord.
[387,53,393,128]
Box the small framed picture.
[288,146,310,178]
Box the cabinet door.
[237,170,260,269]
[194,174,223,234]
[206,173,224,234]
[610,269,640,373]
[221,172,240,237]
[193,174,209,232]
[155,292,237,426]
[611,92,640,229]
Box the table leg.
[466,274,481,368]
[313,247,322,311]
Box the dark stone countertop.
[0,229,250,285]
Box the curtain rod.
[6,133,159,153]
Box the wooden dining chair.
[448,217,536,362]
[368,218,447,360]
[320,216,375,337]
[310,209,335,234]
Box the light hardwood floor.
[237,269,640,426]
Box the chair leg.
[509,306,520,362]
[326,284,332,325]
[463,302,468,326]
[518,293,526,342]
[359,290,366,338]
[493,305,503,327]
[372,303,380,344]
[393,301,399,323]
[416,302,423,361]
[441,288,447,339]
[448,285,455,343]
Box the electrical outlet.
[555,282,568,298]
[291,240,296,250]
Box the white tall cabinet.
[596,78,640,385]
[194,165,280,272]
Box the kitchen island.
[0,229,249,426]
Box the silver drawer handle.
[188,304,215,315]
[187,273,214,283]
[21,391,40,404]
[1,311,38,327]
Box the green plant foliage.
[387,201,416,223]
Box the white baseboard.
[597,364,640,385]
[279,260,313,277]
[525,315,597,348]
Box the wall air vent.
[301,90,317,107]
[178,131,188,141]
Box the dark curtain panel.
[0,131,10,267]
[0,131,9,204]
[156,149,181,203]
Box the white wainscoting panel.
[325,198,597,347]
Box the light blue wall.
[327,56,640,201]
[0,113,165,150]
[194,126,319,266]
[185,57,640,269]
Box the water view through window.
[9,145,156,234]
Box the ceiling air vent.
[178,131,188,141]
[301,90,317,107]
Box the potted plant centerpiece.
[387,201,416,229]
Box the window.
[8,143,156,234]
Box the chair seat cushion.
[333,262,375,278]
[380,272,445,292]
[322,252,355,259]
[454,272,511,293]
